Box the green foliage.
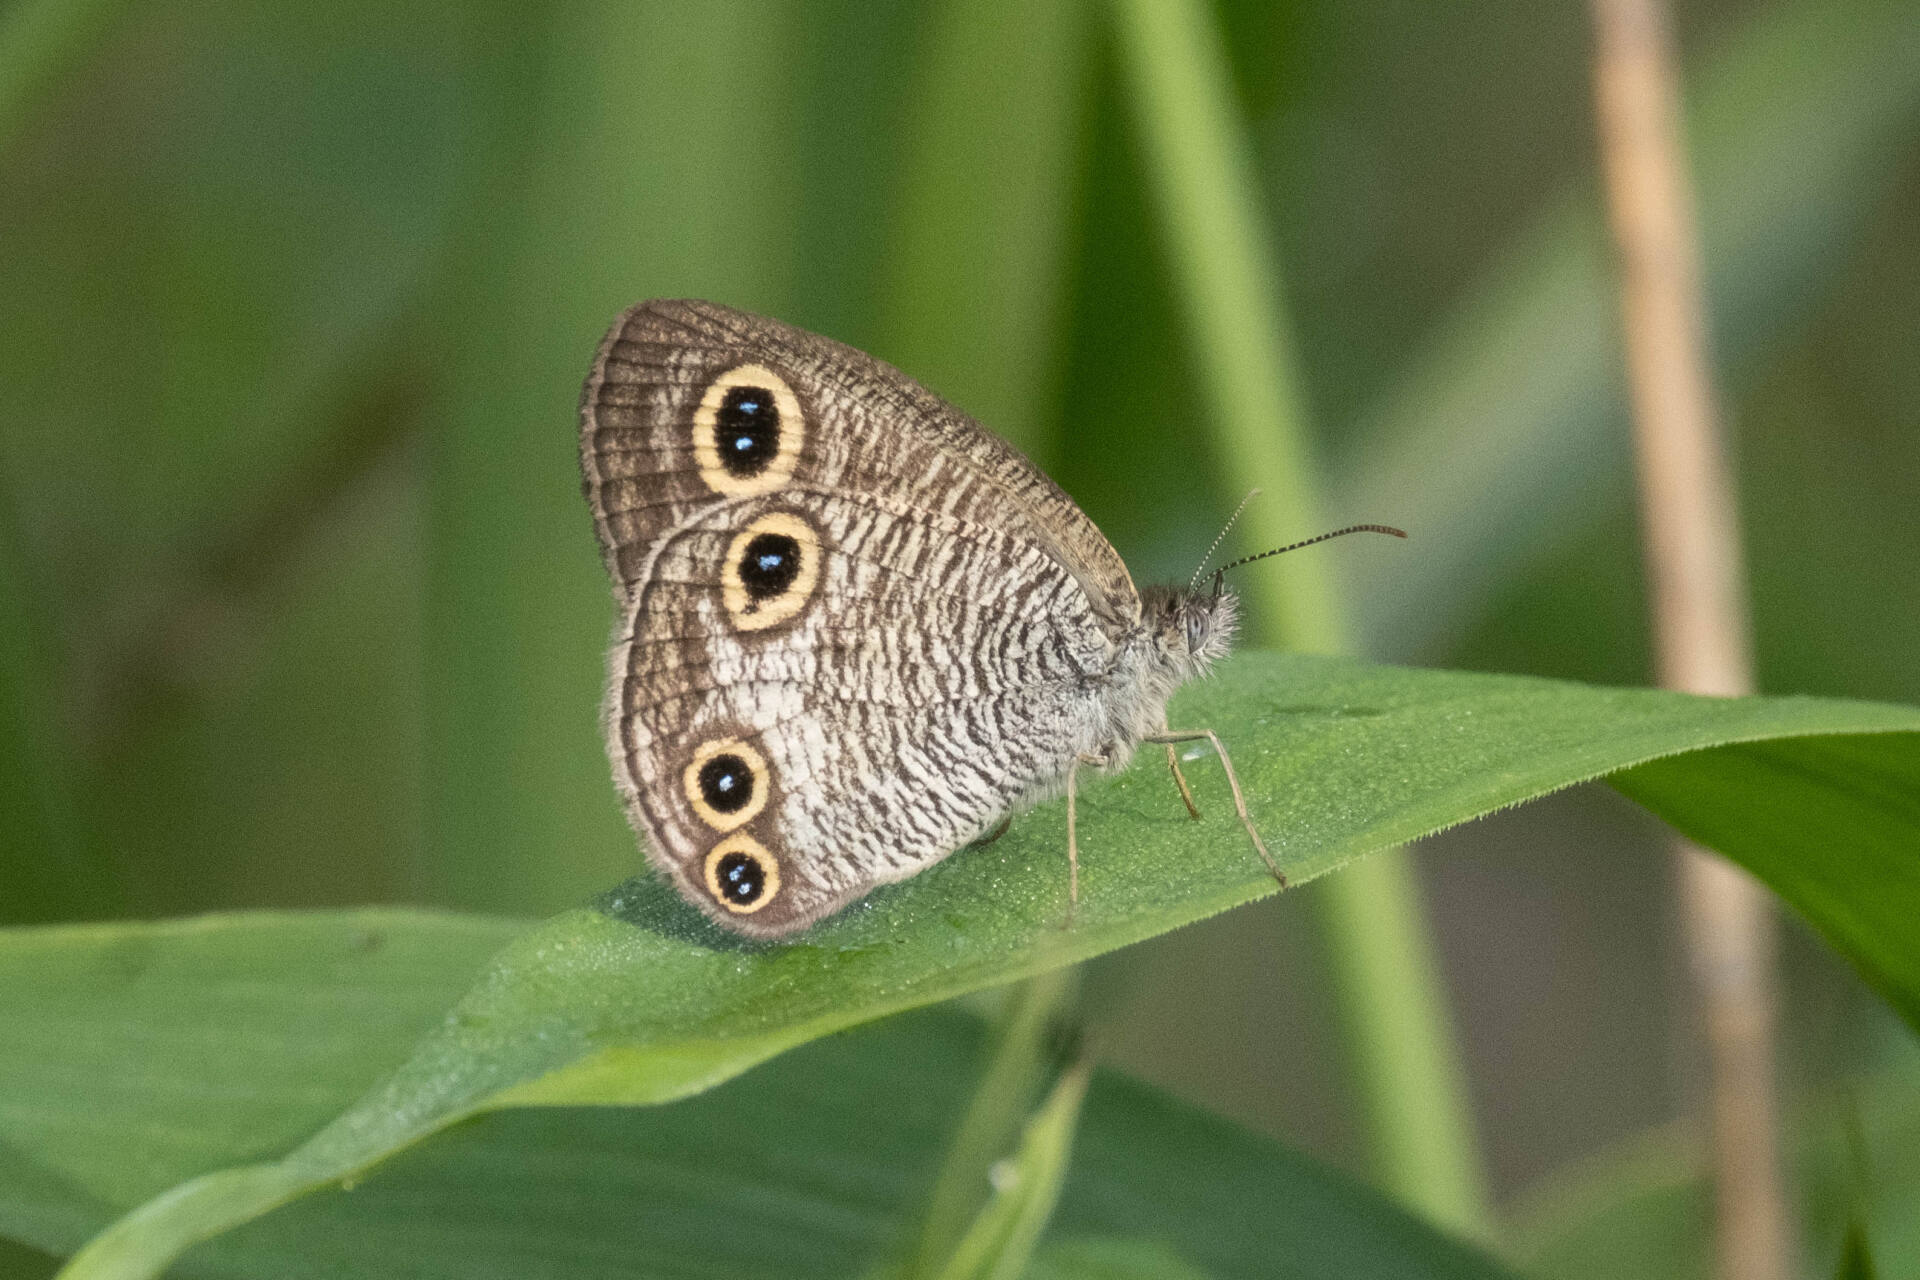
[11,653,1917,1277]
[1513,1057,1920,1280]
[6,0,1920,1274]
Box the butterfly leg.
[1066,752,1110,924]
[1165,743,1202,821]
[1145,730,1285,887]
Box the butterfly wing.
[581,300,1136,936]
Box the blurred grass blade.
[44,654,1920,1278]
[878,16,1094,1255]
[0,930,1522,1279]
[0,0,127,152]
[1511,1054,1920,1280]
[1342,0,1920,660]
[0,489,106,922]
[1108,0,1332,652]
[1109,0,1487,1234]
[1030,1238,1218,1280]
[1836,1219,1880,1280]
[879,0,1091,456]
[424,0,811,913]
[908,971,1077,1277]
[933,1058,1093,1280]
[872,10,1095,1268]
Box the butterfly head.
[1141,582,1239,678]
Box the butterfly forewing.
[581,300,1139,621]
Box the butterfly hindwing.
[612,489,1114,934]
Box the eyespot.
[720,512,821,632]
[692,365,804,496]
[703,833,780,914]
[682,738,769,831]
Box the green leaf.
[1611,732,1920,1030]
[1,917,1517,1279]
[48,653,1920,1277]
[0,910,524,1244]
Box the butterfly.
[579,300,1392,937]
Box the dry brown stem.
[1588,0,1792,1277]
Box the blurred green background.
[4,0,1919,1270]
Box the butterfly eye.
[703,834,781,913]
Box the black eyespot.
[715,850,766,905]
[716,385,781,478]
[697,753,755,814]
[737,532,801,600]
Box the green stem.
[879,0,1092,456]
[933,1055,1095,1280]
[1109,0,1491,1238]
[907,971,1078,1277]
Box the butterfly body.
[581,299,1244,936]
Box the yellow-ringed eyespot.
[720,511,821,632]
[703,833,780,913]
[682,738,770,832]
[692,365,805,496]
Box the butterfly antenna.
[1189,489,1263,591]
[1213,524,1408,584]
